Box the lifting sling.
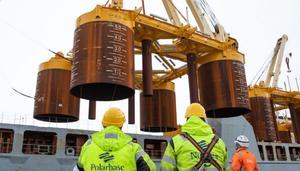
[181,132,223,171]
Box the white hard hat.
[234,135,249,148]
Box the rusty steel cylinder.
[289,104,300,143]
[128,95,135,124]
[187,53,199,103]
[142,39,153,96]
[277,123,291,143]
[88,100,96,120]
[70,7,134,101]
[198,59,250,117]
[34,54,80,122]
[140,82,177,132]
[249,96,277,142]
[277,131,291,143]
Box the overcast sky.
[0,0,299,132]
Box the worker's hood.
[182,116,213,136]
[91,126,132,152]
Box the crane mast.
[265,34,288,87]
[186,0,228,41]
[186,0,214,38]
[162,0,182,26]
[162,0,228,42]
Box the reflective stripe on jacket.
[161,116,229,171]
[77,126,156,171]
[231,148,259,171]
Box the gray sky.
[0,0,299,131]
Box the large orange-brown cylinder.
[140,82,177,132]
[290,104,300,143]
[198,58,250,117]
[277,122,291,143]
[248,96,277,142]
[70,7,134,101]
[34,54,80,122]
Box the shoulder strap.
[170,138,175,150]
[181,132,222,171]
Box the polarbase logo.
[91,152,125,170]
[90,164,125,171]
[99,152,114,162]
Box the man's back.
[78,126,156,171]
[161,116,229,170]
[231,148,258,171]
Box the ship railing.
[276,153,288,161]
[22,143,56,155]
[0,141,13,153]
[0,113,164,135]
[0,112,102,131]
[290,154,300,161]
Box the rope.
[141,0,146,14]
[48,49,72,62]
[0,17,73,100]
[253,60,271,85]
[249,53,273,86]
[167,0,188,23]
[104,0,110,6]
[0,17,49,52]
[11,88,34,99]
[0,18,67,61]
[198,0,219,27]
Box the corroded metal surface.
[187,53,199,103]
[290,104,300,143]
[198,60,250,117]
[142,39,153,96]
[128,95,135,124]
[277,131,291,143]
[295,107,300,143]
[88,100,96,120]
[71,21,134,101]
[140,90,177,132]
[249,97,277,141]
[34,69,80,122]
[270,100,279,140]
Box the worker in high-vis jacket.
[231,135,259,171]
[73,107,157,171]
[161,103,229,171]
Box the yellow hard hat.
[102,107,126,127]
[185,103,207,118]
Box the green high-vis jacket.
[161,116,229,171]
[77,126,156,171]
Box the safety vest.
[78,126,156,171]
[231,148,258,171]
[161,116,229,171]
